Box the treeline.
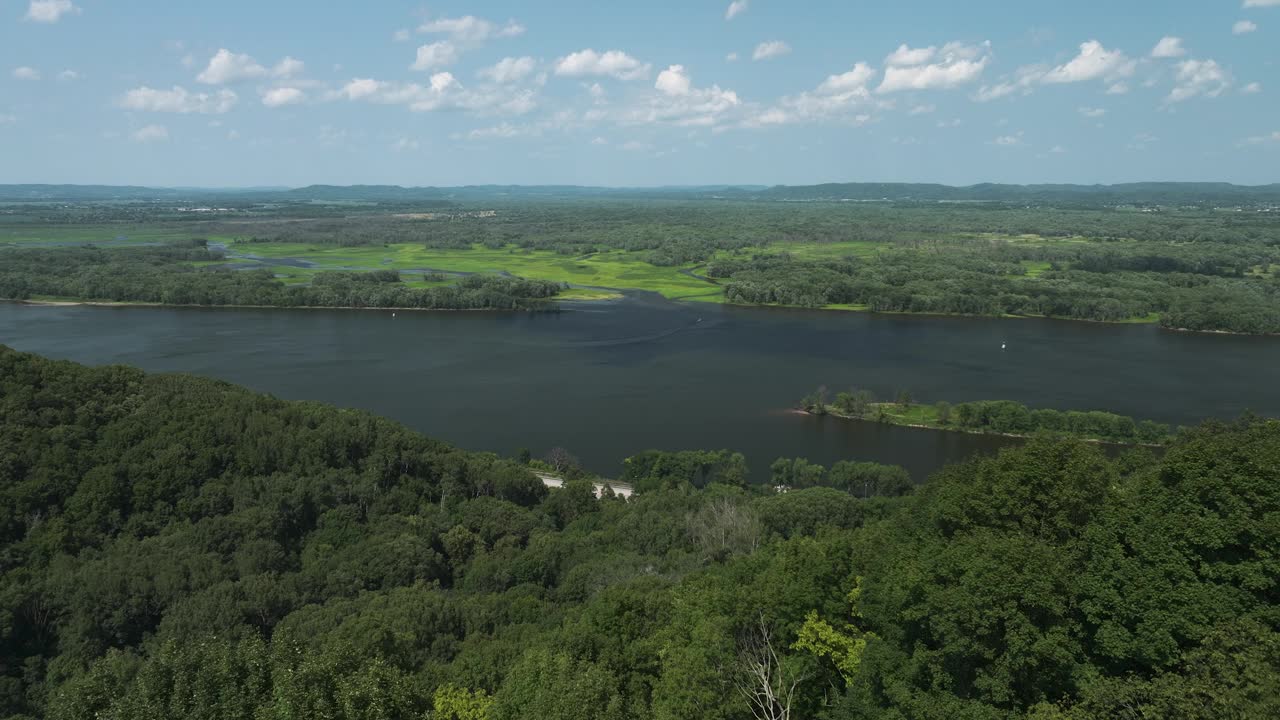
[620,449,913,498]
[710,248,1280,333]
[0,245,564,310]
[1,348,1277,718]
[808,387,1175,445]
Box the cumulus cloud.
[273,57,304,78]
[1106,82,1130,95]
[1043,41,1135,83]
[726,1,748,20]
[1233,20,1258,34]
[884,44,937,67]
[1078,106,1106,118]
[747,62,882,126]
[1243,0,1280,6]
[333,74,536,116]
[1151,36,1186,58]
[554,49,649,80]
[878,41,990,92]
[479,56,537,83]
[1241,81,1262,93]
[411,42,458,71]
[131,124,169,143]
[12,66,40,80]
[119,85,238,114]
[58,69,79,80]
[726,52,739,62]
[24,0,79,23]
[197,49,267,84]
[262,87,305,107]
[908,104,935,115]
[974,64,1051,101]
[1167,58,1232,102]
[753,40,791,61]
[418,15,524,44]
[655,65,693,96]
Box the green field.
[229,241,724,300]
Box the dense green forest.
[803,390,1175,445]
[5,194,1280,332]
[2,347,1276,719]
[0,244,564,310]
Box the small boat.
[1001,342,1007,350]
[392,312,397,318]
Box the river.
[3,296,1277,481]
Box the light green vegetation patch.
[1021,260,1053,277]
[229,242,722,300]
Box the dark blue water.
[3,296,1276,480]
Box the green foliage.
[433,684,494,720]
[2,347,1276,719]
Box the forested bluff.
[1,346,1276,719]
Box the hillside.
[0,347,1276,719]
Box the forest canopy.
[1,347,1276,719]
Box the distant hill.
[746,182,1280,205]
[1,181,1277,205]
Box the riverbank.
[7,298,560,313]
[798,397,1176,447]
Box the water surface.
[3,297,1276,480]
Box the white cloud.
[878,41,990,92]
[333,74,536,116]
[479,56,537,83]
[1050,145,1067,154]
[119,85,238,114]
[1106,82,1130,95]
[131,124,169,143]
[885,44,937,67]
[748,62,881,126]
[590,136,608,145]
[1128,132,1158,150]
[1243,0,1280,6]
[0,113,16,125]
[1078,106,1106,118]
[726,1,748,20]
[1043,41,1135,83]
[991,132,1025,146]
[554,49,649,80]
[726,52,739,62]
[24,0,79,23]
[57,69,78,80]
[908,103,936,115]
[1151,36,1186,58]
[1168,58,1231,102]
[753,40,791,61]
[412,42,458,71]
[12,66,40,81]
[974,64,1048,101]
[393,137,420,152]
[1241,130,1280,145]
[629,75,741,127]
[262,87,305,107]
[273,57,304,79]
[393,29,410,42]
[937,118,962,128]
[655,65,692,96]
[197,49,267,84]
[818,63,877,94]
[1233,20,1258,34]
[1242,81,1262,94]
[466,123,524,139]
[418,15,524,44]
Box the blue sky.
[1,0,1277,187]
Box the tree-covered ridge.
[0,244,564,310]
[803,390,1176,445]
[1,347,1277,719]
